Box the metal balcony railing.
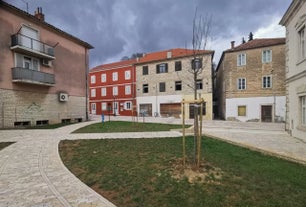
[12,67,55,86]
[11,33,55,59]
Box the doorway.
[261,105,272,122]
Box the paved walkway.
[0,116,305,207]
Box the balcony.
[12,67,55,86]
[10,34,55,60]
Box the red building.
[89,59,137,116]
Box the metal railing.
[12,67,55,85]
[11,33,55,57]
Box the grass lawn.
[72,121,188,133]
[0,142,14,150]
[59,137,306,207]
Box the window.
[143,84,149,93]
[101,87,106,96]
[238,106,246,116]
[91,89,96,97]
[191,58,202,70]
[23,56,39,71]
[302,96,306,126]
[124,101,132,110]
[91,75,96,84]
[125,70,131,80]
[101,74,106,82]
[237,78,246,90]
[237,53,246,66]
[299,27,306,60]
[112,72,118,81]
[113,86,118,96]
[175,81,182,91]
[159,82,166,92]
[196,79,203,90]
[125,85,131,95]
[143,66,148,75]
[262,50,272,63]
[156,63,168,73]
[262,76,272,88]
[175,61,182,71]
[102,102,107,111]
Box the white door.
[21,26,39,50]
[113,102,119,115]
[91,103,96,115]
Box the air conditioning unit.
[42,59,52,67]
[59,93,69,102]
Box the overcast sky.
[7,0,291,68]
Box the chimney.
[34,7,45,21]
[167,51,172,58]
[231,41,235,49]
[248,32,253,41]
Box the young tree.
[185,8,212,168]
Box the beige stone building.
[280,0,306,140]
[216,37,286,122]
[135,48,214,120]
[0,1,93,128]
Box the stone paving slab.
[0,116,306,207]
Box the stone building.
[215,37,286,122]
[0,1,93,128]
[135,48,214,119]
[280,0,306,140]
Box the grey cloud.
[6,0,291,67]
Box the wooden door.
[261,105,272,122]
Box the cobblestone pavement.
[0,116,305,207]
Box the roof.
[225,38,286,53]
[279,0,302,26]
[90,59,137,73]
[1,0,93,49]
[136,48,214,64]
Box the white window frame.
[91,88,96,97]
[125,85,131,95]
[102,102,107,111]
[262,50,272,63]
[112,72,118,81]
[101,87,107,96]
[237,78,246,90]
[302,96,306,126]
[237,53,246,66]
[124,101,132,110]
[91,75,96,84]
[125,70,131,80]
[262,75,272,88]
[22,56,40,71]
[101,74,106,83]
[113,86,118,96]
[299,26,306,61]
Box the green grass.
[0,142,14,150]
[72,121,188,133]
[59,137,306,207]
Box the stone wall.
[0,89,86,128]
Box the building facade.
[216,38,286,122]
[135,48,214,120]
[0,1,93,128]
[89,59,137,116]
[280,0,306,140]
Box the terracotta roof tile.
[90,59,137,72]
[225,38,285,53]
[137,48,214,64]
